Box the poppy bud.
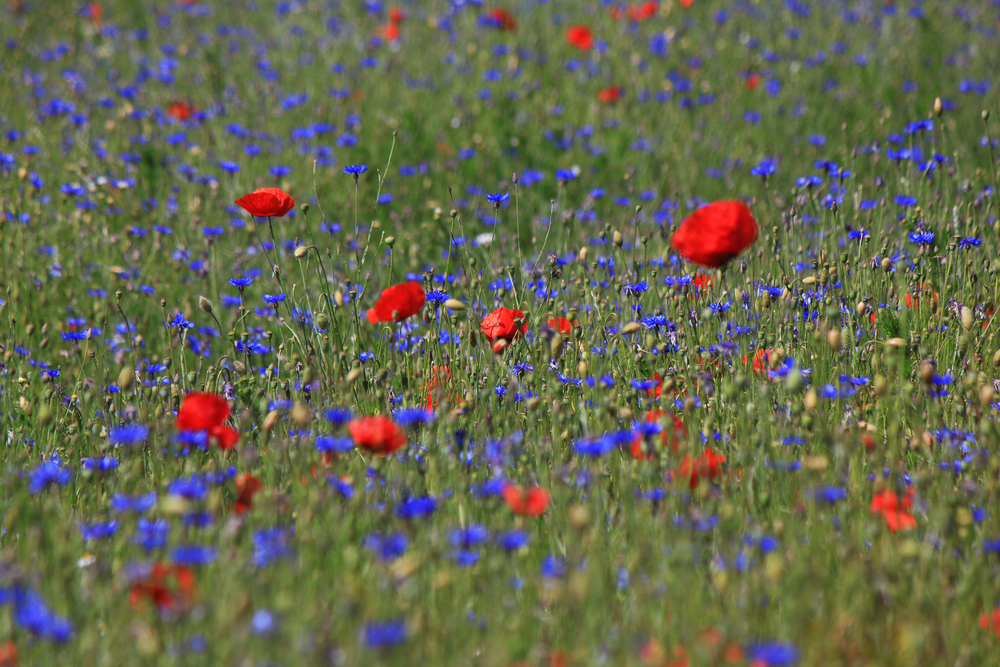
[827,328,842,351]
[443,298,466,311]
[199,296,214,314]
[612,230,623,247]
[933,97,942,117]
[294,245,309,258]
[961,306,973,331]
[118,367,134,390]
[315,313,330,331]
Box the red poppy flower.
[424,365,453,411]
[233,473,262,514]
[598,85,625,104]
[480,307,527,347]
[86,2,103,25]
[631,409,687,459]
[680,0,694,7]
[167,100,194,121]
[379,22,400,41]
[565,25,594,51]
[176,392,240,450]
[488,8,517,31]
[671,200,759,268]
[740,348,770,376]
[388,6,405,23]
[627,1,659,21]
[366,281,426,324]
[870,489,917,531]
[129,563,195,612]
[348,416,407,455]
[502,483,550,517]
[744,72,760,91]
[980,608,1000,640]
[547,317,577,335]
[675,448,726,489]
[0,642,16,667]
[234,187,295,218]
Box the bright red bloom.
[979,608,1000,640]
[565,25,594,51]
[744,72,760,91]
[598,85,625,104]
[488,8,517,31]
[741,348,770,376]
[234,187,295,218]
[675,448,726,489]
[367,281,426,324]
[627,1,659,21]
[0,642,16,667]
[680,0,694,7]
[480,307,527,346]
[671,200,759,268]
[379,22,400,41]
[631,409,687,460]
[547,317,577,335]
[388,6,405,23]
[129,563,195,612]
[86,2,103,25]
[167,100,194,121]
[348,416,407,455]
[870,489,917,531]
[175,392,240,449]
[233,473,262,514]
[502,484,550,517]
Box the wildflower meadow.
[3,0,1000,664]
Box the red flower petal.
[348,416,407,455]
[670,200,759,268]
[366,281,426,324]
[234,187,295,218]
[566,25,594,51]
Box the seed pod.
[315,312,330,331]
[933,97,943,117]
[961,306,973,331]
[443,298,466,311]
[199,296,214,314]
[621,322,641,334]
[612,230,623,247]
[294,245,309,258]
[827,328,842,351]
[118,367,134,390]
[262,410,280,432]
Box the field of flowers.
[2,0,1000,664]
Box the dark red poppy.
[870,489,917,531]
[502,483,550,517]
[671,200,758,268]
[565,25,594,51]
[234,187,295,218]
[598,85,624,104]
[627,1,659,21]
[348,416,407,455]
[675,448,726,489]
[0,642,15,667]
[680,0,694,7]
[630,409,686,460]
[175,392,240,449]
[480,307,527,347]
[366,281,426,324]
[692,272,713,292]
[488,8,517,31]
[129,563,195,612]
[167,100,194,121]
[233,473,262,514]
[547,317,577,335]
[86,2,103,25]
[388,6,405,24]
[744,72,760,91]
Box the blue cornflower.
[28,457,71,493]
[171,545,216,567]
[253,527,294,567]
[497,530,529,551]
[908,231,934,244]
[343,164,368,176]
[79,520,120,542]
[316,435,354,454]
[323,408,353,426]
[449,525,489,548]
[111,492,157,513]
[12,586,74,642]
[81,456,118,473]
[397,496,437,520]
[262,293,286,304]
[109,423,149,446]
[134,518,170,551]
[485,192,510,206]
[228,276,254,288]
[811,487,847,504]
[750,157,778,177]
[393,408,434,427]
[745,642,799,666]
[622,281,649,296]
[251,609,277,635]
[365,533,408,561]
[363,619,407,648]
